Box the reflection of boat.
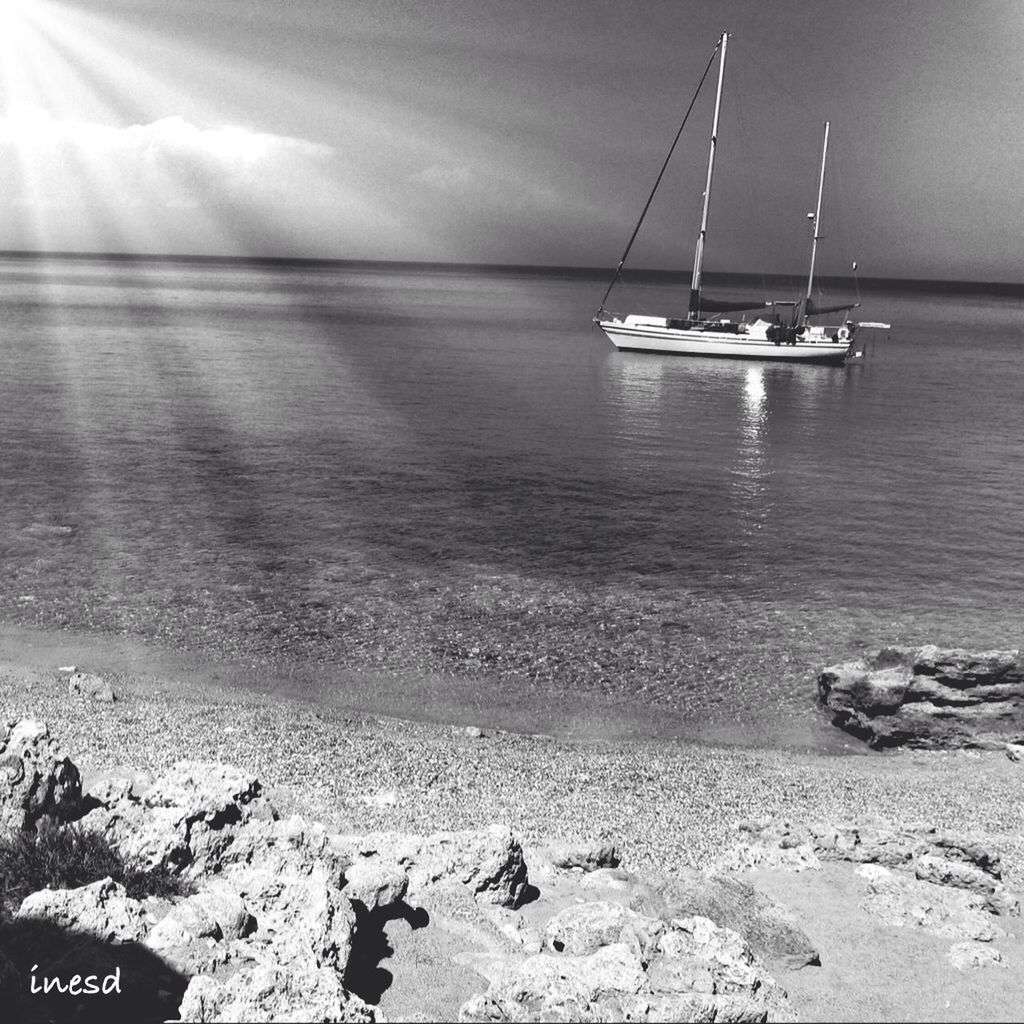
[595,32,889,365]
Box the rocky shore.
[3,654,1024,1020]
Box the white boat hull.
[599,315,852,365]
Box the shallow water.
[2,256,1022,747]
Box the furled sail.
[805,298,860,315]
[697,296,770,313]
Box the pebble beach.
[3,628,1023,884]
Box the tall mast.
[803,120,830,320]
[688,31,728,320]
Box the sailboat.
[595,32,888,365]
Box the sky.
[0,0,1022,281]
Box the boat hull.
[599,320,852,365]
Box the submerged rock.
[818,646,1024,748]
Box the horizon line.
[0,249,1021,295]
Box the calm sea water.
[2,256,1023,746]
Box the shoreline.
[0,620,861,755]
[3,623,1023,884]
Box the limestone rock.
[146,881,253,951]
[0,718,82,832]
[84,768,153,808]
[948,940,1005,970]
[177,961,379,1022]
[459,909,794,1023]
[225,863,356,969]
[67,671,116,703]
[540,839,621,873]
[856,864,1005,941]
[544,901,663,957]
[578,866,635,891]
[631,868,821,969]
[913,853,1018,915]
[342,858,409,910]
[16,877,148,943]
[819,646,1024,748]
[79,760,279,874]
[335,824,528,908]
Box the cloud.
[0,112,336,209]
[410,160,561,213]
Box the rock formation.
[0,719,82,832]
[718,816,1022,969]
[818,646,1024,748]
[13,714,1019,1020]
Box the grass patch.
[0,818,192,919]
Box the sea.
[2,255,1023,750]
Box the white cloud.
[0,112,336,208]
[410,160,561,213]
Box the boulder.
[459,909,794,1023]
[721,819,1013,894]
[335,824,528,908]
[948,940,1005,970]
[67,671,116,703]
[79,761,279,874]
[544,901,663,957]
[16,877,148,943]
[0,718,82,832]
[540,840,621,873]
[856,864,1005,941]
[819,646,1024,748]
[178,961,379,1023]
[226,863,356,969]
[631,868,821,969]
[146,881,253,951]
[84,768,153,808]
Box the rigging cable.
[596,41,721,315]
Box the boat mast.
[802,120,830,323]
[688,31,728,320]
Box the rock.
[335,824,528,908]
[1006,742,1024,762]
[819,646,1024,748]
[217,815,351,881]
[539,839,621,873]
[342,859,408,910]
[178,961,379,1022]
[544,901,663,956]
[79,761,279,874]
[578,866,635,891]
[632,868,821,969]
[17,877,148,943]
[714,840,822,873]
[948,940,1005,970]
[226,863,356,968]
[85,768,154,808]
[460,910,794,1023]
[0,718,83,832]
[913,854,1019,915]
[726,818,1010,879]
[68,671,116,703]
[147,881,253,950]
[855,864,1005,941]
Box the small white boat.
[595,32,888,365]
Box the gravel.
[3,663,1023,884]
